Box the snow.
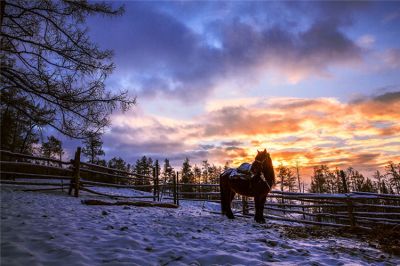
[1,184,399,266]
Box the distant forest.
[1,131,399,195]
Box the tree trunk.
[0,0,5,32]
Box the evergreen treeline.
[2,130,399,195]
[276,163,400,194]
[308,164,400,194]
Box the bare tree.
[0,0,135,139]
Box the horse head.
[253,149,275,185]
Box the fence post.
[156,167,160,201]
[68,147,81,197]
[153,167,156,202]
[242,196,249,215]
[346,197,356,228]
[173,171,177,205]
[176,171,180,206]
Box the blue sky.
[59,1,400,177]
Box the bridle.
[252,156,272,190]
[253,157,268,172]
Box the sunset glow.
[73,1,400,182]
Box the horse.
[219,149,275,223]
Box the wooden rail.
[173,183,400,229]
[0,147,157,200]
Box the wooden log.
[81,199,178,208]
[175,197,220,203]
[80,187,154,199]
[80,180,155,189]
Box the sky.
[63,1,400,180]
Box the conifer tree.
[385,162,400,194]
[181,157,195,197]
[201,160,210,183]
[41,135,63,163]
[162,158,175,183]
[82,133,105,164]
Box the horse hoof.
[255,218,266,224]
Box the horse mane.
[264,154,275,186]
[254,149,275,186]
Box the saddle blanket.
[224,163,253,180]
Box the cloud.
[221,140,243,146]
[99,91,399,178]
[89,2,364,102]
[351,90,400,121]
[357,34,375,48]
[382,48,400,69]
[382,10,400,24]
[201,106,302,137]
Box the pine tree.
[193,164,202,184]
[373,170,384,194]
[310,165,330,193]
[276,163,296,192]
[201,160,210,183]
[108,157,127,171]
[154,159,160,178]
[208,165,220,184]
[181,157,195,197]
[295,161,302,193]
[181,157,194,183]
[82,133,105,164]
[133,156,153,191]
[162,158,175,184]
[385,162,400,194]
[0,98,41,154]
[107,156,128,184]
[41,136,63,164]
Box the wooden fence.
[0,148,159,200]
[165,182,400,229]
[1,148,399,229]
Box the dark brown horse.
[220,149,275,223]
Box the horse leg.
[226,189,235,219]
[220,177,227,215]
[254,196,267,224]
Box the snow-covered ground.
[1,184,399,266]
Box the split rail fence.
[1,148,399,229]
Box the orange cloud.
[106,92,400,182]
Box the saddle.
[227,163,253,180]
